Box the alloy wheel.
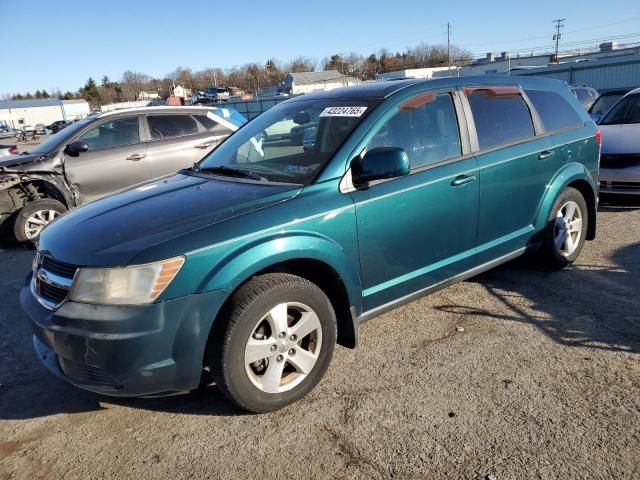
[553,200,583,257]
[24,209,61,240]
[244,302,322,394]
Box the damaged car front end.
[0,152,75,241]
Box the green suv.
[21,77,599,412]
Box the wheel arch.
[198,234,362,352]
[534,162,597,241]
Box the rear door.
[143,113,232,178]
[65,115,149,203]
[462,86,554,263]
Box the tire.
[209,273,337,413]
[539,187,588,270]
[13,199,67,244]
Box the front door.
[65,115,149,204]
[350,91,480,312]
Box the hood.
[599,124,640,155]
[38,173,302,266]
[0,152,57,172]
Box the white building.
[282,70,360,94]
[62,99,90,120]
[0,98,89,128]
[138,91,160,100]
[171,85,192,99]
[376,67,455,81]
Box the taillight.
[8,146,18,155]
[595,129,601,146]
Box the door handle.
[126,153,146,161]
[451,174,477,187]
[538,150,555,160]
[194,142,214,149]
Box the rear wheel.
[13,199,67,244]
[539,187,588,270]
[209,273,336,413]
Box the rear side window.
[366,92,461,169]
[526,90,582,131]
[147,115,199,140]
[467,89,535,150]
[194,115,234,136]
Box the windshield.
[28,117,95,155]
[197,98,377,184]
[600,93,640,125]
[589,93,625,116]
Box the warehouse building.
[0,98,89,128]
[282,70,360,94]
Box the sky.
[1,0,639,96]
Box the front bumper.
[21,275,229,397]
[599,166,640,195]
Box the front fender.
[193,231,362,312]
[533,161,597,233]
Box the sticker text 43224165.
[319,106,368,117]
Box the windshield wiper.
[193,164,267,181]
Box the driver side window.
[77,116,140,151]
[366,92,461,169]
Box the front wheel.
[539,187,588,270]
[209,273,337,413]
[13,199,67,244]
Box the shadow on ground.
[435,242,640,354]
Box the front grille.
[600,154,640,169]
[600,181,640,191]
[41,256,77,278]
[32,254,78,309]
[38,281,68,304]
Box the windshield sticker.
[320,106,367,117]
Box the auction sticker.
[320,106,367,117]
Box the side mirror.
[589,112,603,124]
[65,141,89,157]
[351,147,410,185]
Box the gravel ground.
[1,196,639,480]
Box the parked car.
[33,124,47,135]
[0,127,20,140]
[47,120,72,134]
[20,77,599,413]
[597,87,640,195]
[569,85,599,110]
[205,87,230,102]
[0,106,244,242]
[588,88,635,122]
[0,144,18,158]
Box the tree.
[287,56,316,73]
[79,77,100,105]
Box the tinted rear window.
[467,90,535,150]
[194,115,234,136]
[147,115,199,140]
[526,90,582,131]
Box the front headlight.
[70,256,185,305]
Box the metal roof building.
[0,98,89,128]
[283,70,360,94]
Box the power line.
[465,31,640,58]
[458,15,640,48]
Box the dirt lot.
[1,197,639,480]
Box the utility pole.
[446,22,452,75]
[553,18,565,64]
